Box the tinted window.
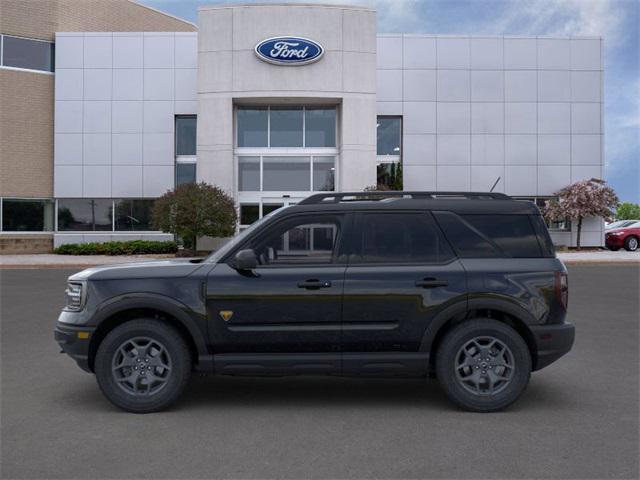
[377,117,401,156]
[57,199,112,231]
[313,157,335,191]
[262,156,310,191]
[529,215,556,258]
[2,35,54,72]
[305,107,336,147]
[462,215,543,258]
[250,215,341,265]
[269,107,303,147]
[176,163,196,186]
[240,204,259,225]
[2,199,53,231]
[237,107,268,147]
[114,199,155,231]
[355,213,454,264]
[238,156,260,191]
[175,116,196,155]
[433,211,501,258]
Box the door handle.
[415,278,448,288]
[297,279,332,289]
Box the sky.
[140,0,639,203]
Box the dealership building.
[0,1,605,252]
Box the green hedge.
[54,240,178,256]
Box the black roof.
[283,191,541,215]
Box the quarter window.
[354,213,454,264]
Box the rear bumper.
[530,321,575,371]
[54,323,95,373]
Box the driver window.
[252,215,341,265]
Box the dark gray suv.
[55,191,574,413]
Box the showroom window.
[514,197,571,231]
[238,156,335,192]
[0,34,54,73]
[54,199,158,232]
[175,116,196,186]
[236,106,337,148]
[57,199,112,231]
[0,198,54,232]
[376,116,402,189]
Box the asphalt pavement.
[1,265,638,479]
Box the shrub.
[54,240,178,256]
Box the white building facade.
[51,3,604,248]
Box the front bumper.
[530,321,575,371]
[605,235,624,248]
[54,322,95,373]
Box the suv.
[55,191,574,413]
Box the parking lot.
[1,265,638,479]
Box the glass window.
[354,213,454,264]
[262,203,284,216]
[2,35,54,72]
[313,157,335,191]
[462,214,543,258]
[250,215,342,265]
[175,116,196,156]
[114,199,155,231]
[377,117,401,156]
[263,156,310,191]
[434,211,501,258]
[176,163,196,186]
[238,156,260,191]
[57,199,112,231]
[376,161,402,190]
[240,204,259,225]
[305,108,336,147]
[237,107,268,147]
[270,107,303,147]
[2,199,53,231]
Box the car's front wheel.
[436,318,531,412]
[624,236,638,251]
[95,319,192,413]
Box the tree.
[543,178,619,250]
[616,202,640,220]
[152,182,237,251]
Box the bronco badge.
[219,310,234,322]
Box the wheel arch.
[87,295,208,372]
[422,297,539,371]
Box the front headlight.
[64,282,86,311]
[608,231,624,236]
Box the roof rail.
[298,191,511,205]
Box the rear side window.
[529,215,556,257]
[434,212,544,258]
[353,212,454,264]
[462,215,543,258]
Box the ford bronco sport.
[55,191,574,413]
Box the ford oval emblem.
[255,36,324,66]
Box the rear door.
[341,211,467,371]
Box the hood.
[69,258,207,281]
[606,228,628,235]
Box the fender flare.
[419,295,537,353]
[90,293,209,357]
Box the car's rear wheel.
[436,318,531,412]
[95,319,191,413]
[624,236,638,251]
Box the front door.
[341,211,467,373]
[206,212,349,358]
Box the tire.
[436,318,531,412]
[95,319,192,413]
[624,236,638,252]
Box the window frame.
[349,210,457,267]
[226,212,350,268]
[0,34,55,75]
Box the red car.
[605,222,640,251]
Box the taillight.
[555,272,568,310]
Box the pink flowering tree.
[543,179,619,250]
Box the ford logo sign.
[255,37,324,66]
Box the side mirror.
[233,249,258,272]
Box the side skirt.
[198,352,430,377]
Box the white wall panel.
[144,69,174,100]
[376,70,403,101]
[505,135,536,165]
[571,135,602,165]
[437,165,470,190]
[571,39,601,70]
[143,35,174,68]
[471,103,503,134]
[56,69,83,100]
[83,101,111,133]
[538,165,570,195]
[538,71,570,101]
[437,70,470,101]
[83,69,112,101]
[55,35,84,69]
[571,71,601,102]
[113,69,143,100]
[55,101,83,133]
[55,134,83,165]
[470,38,503,69]
[538,135,570,165]
[113,35,143,68]
[504,38,536,69]
[403,134,436,165]
[403,102,436,134]
[143,165,174,197]
[437,135,470,164]
[505,165,536,195]
[112,134,143,165]
[403,70,436,101]
[143,133,174,165]
[436,38,470,69]
[437,103,470,134]
[471,135,504,165]
[538,103,570,134]
[537,39,570,69]
[403,165,436,190]
[83,36,112,69]
[571,103,601,134]
[82,133,111,165]
[175,34,198,68]
[83,165,111,197]
[471,165,504,192]
[402,36,436,69]
[377,36,403,69]
[505,103,536,134]
[143,101,174,133]
[505,71,536,102]
[55,165,83,197]
[112,101,143,133]
[471,70,503,101]
[112,166,143,197]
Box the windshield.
[607,220,637,229]
[205,206,289,263]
